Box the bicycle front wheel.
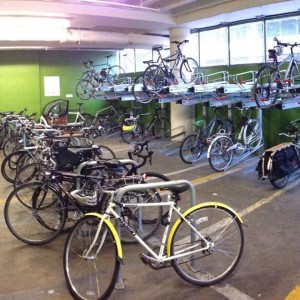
[64,215,121,300]
[180,58,200,84]
[179,133,204,164]
[4,181,66,245]
[170,204,244,286]
[253,66,280,109]
[207,135,234,172]
[143,65,165,93]
[121,120,143,144]
[108,65,126,85]
[243,119,263,150]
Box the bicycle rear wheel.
[108,65,126,85]
[64,215,120,300]
[76,80,95,100]
[207,135,234,172]
[170,204,244,286]
[179,133,204,164]
[180,58,200,84]
[4,181,66,245]
[152,117,171,139]
[253,66,280,109]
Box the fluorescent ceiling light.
[0,16,70,28]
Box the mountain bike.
[76,56,126,100]
[121,105,170,144]
[179,107,233,164]
[63,179,244,300]
[207,108,263,171]
[142,40,200,95]
[253,37,300,109]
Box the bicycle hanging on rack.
[76,55,126,100]
[253,37,300,109]
[132,40,200,103]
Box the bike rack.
[112,179,196,290]
[223,141,264,172]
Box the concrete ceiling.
[0,0,298,50]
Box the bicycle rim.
[76,80,94,100]
[207,135,234,172]
[108,65,126,85]
[180,58,200,84]
[132,75,157,104]
[171,205,244,286]
[143,65,165,93]
[243,119,263,150]
[253,66,280,108]
[121,121,143,144]
[64,215,120,300]
[179,134,203,164]
[4,182,66,245]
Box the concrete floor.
[1,136,300,300]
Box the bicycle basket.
[274,45,283,56]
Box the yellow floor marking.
[285,285,300,300]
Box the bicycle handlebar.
[273,37,300,48]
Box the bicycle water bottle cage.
[152,45,163,51]
[193,120,203,127]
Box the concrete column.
[169,27,195,139]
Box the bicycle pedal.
[139,253,149,265]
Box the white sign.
[44,76,60,96]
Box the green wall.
[0,50,120,119]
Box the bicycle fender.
[166,202,243,256]
[86,213,123,262]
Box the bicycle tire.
[143,64,165,93]
[288,63,300,93]
[152,117,171,139]
[3,135,22,157]
[243,119,263,150]
[76,80,94,100]
[207,135,234,172]
[132,75,157,104]
[121,120,143,144]
[14,162,48,189]
[81,113,94,127]
[4,181,66,245]
[170,204,244,286]
[253,65,280,109]
[270,175,289,189]
[64,215,121,300]
[93,116,114,136]
[180,57,200,84]
[179,134,204,164]
[108,65,126,85]
[1,150,26,183]
[96,145,116,160]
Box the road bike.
[253,37,300,109]
[76,56,126,100]
[63,179,244,300]
[141,40,200,95]
[121,105,170,144]
[207,108,263,171]
[179,107,233,164]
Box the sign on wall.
[44,76,60,96]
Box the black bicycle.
[121,105,170,144]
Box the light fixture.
[0,16,70,42]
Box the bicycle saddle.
[163,183,190,194]
[152,45,163,51]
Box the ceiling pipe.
[80,0,160,11]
